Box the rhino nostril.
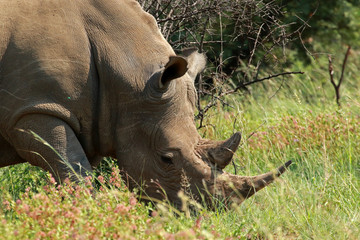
[161,156,173,164]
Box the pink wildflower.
[64,178,71,185]
[2,200,10,210]
[165,233,175,240]
[129,196,137,206]
[22,203,30,213]
[49,176,56,185]
[114,204,129,214]
[85,176,92,186]
[98,175,105,184]
[37,231,46,238]
[194,216,202,229]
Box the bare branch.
[222,71,304,95]
[248,23,264,66]
[328,46,351,107]
[328,55,336,90]
[339,46,351,87]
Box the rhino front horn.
[221,160,293,203]
[208,132,241,169]
[246,160,293,193]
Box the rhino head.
[114,49,291,209]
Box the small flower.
[37,231,46,238]
[2,200,10,210]
[84,176,92,187]
[64,178,71,185]
[49,177,56,185]
[194,216,202,229]
[64,211,75,219]
[165,233,175,240]
[47,229,56,237]
[129,196,137,206]
[22,203,30,213]
[114,204,129,214]
[98,175,105,184]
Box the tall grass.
[195,100,359,239]
[1,50,360,239]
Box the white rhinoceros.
[0,0,291,208]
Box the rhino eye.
[161,156,173,165]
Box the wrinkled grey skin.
[0,0,291,208]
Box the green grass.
[1,51,360,239]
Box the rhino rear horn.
[208,132,241,169]
[159,56,188,89]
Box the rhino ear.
[160,56,188,89]
[182,48,206,80]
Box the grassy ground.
[0,52,360,239]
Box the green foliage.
[0,164,48,201]
[282,0,360,61]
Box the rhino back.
[0,0,98,153]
